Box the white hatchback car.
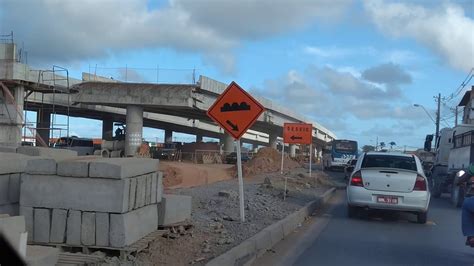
[347,152,430,224]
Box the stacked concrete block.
[16,146,77,160]
[158,194,192,226]
[20,157,164,248]
[0,152,31,216]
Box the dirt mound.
[159,162,234,189]
[161,164,183,188]
[241,147,301,176]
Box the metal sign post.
[281,142,285,175]
[309,144,312,177]
[236,140,245,222]
[282,143,287,200]
[206,81,264,223]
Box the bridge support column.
[165,130,173,143]
[102,116,113,140]
[290,144,297,158]
[0,85,24,147]
[36,109,51,146]
[196,134,203,143]
[125,105,143,157]
[252,143,258,151]
[269,132,278,149]
[221,133,234,154]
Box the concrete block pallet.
[0,152,29,216]
[19,157,164,248]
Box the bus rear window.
[335,141,356,152]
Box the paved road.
[294,191,473,266]
[256,182,474,266]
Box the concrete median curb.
[206,187,336,266]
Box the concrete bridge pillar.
[102,116,113,140]
[252,143,258,151]
[220,133,234,153]
[196,134,203,143]
[125,105,143,157]
[290,144,297,158]
[269,132,278,149]
[0,85,24,147]
[36,109,51,146]
[165,130,173,143]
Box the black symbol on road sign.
[290,136,303,140]
[221,102,251,112]
[226,120,239,131]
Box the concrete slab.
[33,208,50,243]
[128,178,137,211]
[0,174,9,204]
[0,215,26,254]
[151,173,157,204]
[66,210,81,245]
[8,173,20,202]
[109,204,158,247]
[135,175,146,208]
[50,209,67,243]
[25,158,57,175]
[17,146,77,160]
[157,172,163,203]
[88,158,158,179]
[21,174,130,213]
[57,159,90,177]
[0,203,19,216]
[145,174,152,205]
[157,194,192,226]
[20,206,33,241]
[0,146,17,153]
[81,212,95,246]
[96,212,109,247]
[25,245,59,266]
[0,152,29,174]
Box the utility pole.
[435,93,441,147]
[455,106,458,126]
[375,136,378,151]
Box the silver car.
[347,152,430,224]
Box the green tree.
[389,141,397,149]
[380,142,386,149]
[362,145,376,152]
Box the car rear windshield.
[361,155,417,171]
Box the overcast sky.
[1,0,473,148]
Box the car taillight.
[413,175,427,191]
[350,171,363,187]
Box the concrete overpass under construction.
[0,42,336,157]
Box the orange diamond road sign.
[207,81,265,140]
[283,123,313,144]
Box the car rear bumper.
[347,186,430,212]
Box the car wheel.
[417,212,427,224]
[347,205,358,218]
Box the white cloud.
[364,0,474,72]
[0,0,350,73]
[257,63,423,121]
[174,0,351,39]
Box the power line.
[444,67,474,103]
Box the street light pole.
[435,93,441,147]
[413,104,436,124]
[414,102,440,148]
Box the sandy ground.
[159,162,234,189]
[136,167,337,266]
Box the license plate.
[377,196,398,204]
